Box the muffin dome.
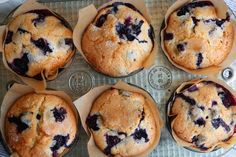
[167,79,236,152]
[82,2,154,77]
[5,93,77,157]
[86,88,158,156]
[4,9,75,80]
[163,1,234,70]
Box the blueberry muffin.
[5,93,77,157]
[163,1,234,70]
[86,88,159,156]
[4,9,75,80]
[82,2,154,77]
[167,79,236,152]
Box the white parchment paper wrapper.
[74,81,163,157]
[0,0,75,91]
[73,0,158,77]
[0,83,79,156]
[160,0,236,77]
[167,77,236,152]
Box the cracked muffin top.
[168,80,236,152]
[86,88,159,156]
[5,93,77,157]
[163,1,234,70]
[4,9,75,80]
[82,2,154,77]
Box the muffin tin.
[0,0,236,157]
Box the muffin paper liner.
[167,77,236,152]
[0,0,75,91]
[73,0,158,78]
[0,83,79,156]
[73,81,163,157]
[160,0,236,77]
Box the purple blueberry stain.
[194,117,206,127]
[64,38,75,50]
[104,135,121,155]
[8,53,29,76]
[95,12,110,27]
[177,1,213,16]
[198,106,205,111]
[50,134,70,156]
[132,128,149,142]
[187,85,198,92]
[29,9,54,26]
[218,90,236,108]
[86,114,100,131]
[31,38,53,55]
[5,31,13,44]
[212,101,217,107]
[51,107,67,122]
[196,53,203,68]
[212,118,230,132]
[8,113,30,133]
[164,32,173,40]
[177,42,187,52]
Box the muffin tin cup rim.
[0,83,80,157]
[166,77,236,153]
[0,0,76,91]
[160,0,236,77]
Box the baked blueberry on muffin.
[82,2,154,77]
[167,79,236,152]
[4,9,75,80]
[86,88,159,156]
[5,93,77,157]
[163,1,234,70]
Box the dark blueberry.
[104,135,121,155]
[8,113,29,133]
[132,128,149,142]
[31,38,53,55]
[194,117,206,127]
[140,110,145,122]
[36,114,41,120]
[164,32,173,40]
[124,16,132,26]
[196,53,203,67]
[95,13,110,27]
[28,9,54,26]
[51,107,67,122]
[192,134,208,150]
[5,31,13,44]
[148,25,155,44]
[8,53,29,76]
[64,38,74,50]
[212,101,217,106]
[50,134,69,153]
[177,1,213,16]
[218,89,236,108]
[177,42,187,52]
[86,114,100,131]
[116,19,144,42]
[118,132,127,136]
[187,85,198,92]
[177,93,196,106]
[17,28,29,34]
[198,106,205,111]
[192,16,200,26]
[212,118,230,132]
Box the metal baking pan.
[0,0,236,156]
